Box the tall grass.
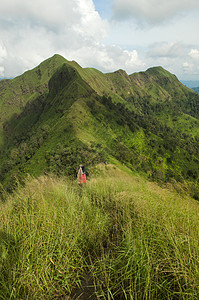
[0,165,199,299]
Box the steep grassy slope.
[0,55,67,145]
[0,55,67,123]
[1,165,199,299]
[70,62,199,137]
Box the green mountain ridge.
[0,54,199,197]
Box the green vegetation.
[193,87,199,94]
[0,55,66,140]
[1,165,199,299]
[0,55,198,200]
[0,55,199,298]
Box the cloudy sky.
[0,0,199,80]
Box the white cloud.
[0,0,198,81]
[112,0,199,25]
[182,49,199,75]
[0,0,146,78]
[63,43,145,74]
[1,0,77,28]
[96,45,145,73]
[189,49,199,61]
[148,42,185,58]
[0,42,7,60]
[183,62,196,75]
[0,66,5,77]
[181,50,199,77]
[0,0,110,77]
[0,41,7,77]
[74,0,108,41]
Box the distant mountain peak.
[145,66,175,78]
[114,69,128,76]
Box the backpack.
[80,173,87,183]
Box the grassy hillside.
[0,55,199,199]
[1,54,199,300]
[0,55,67,123]
[0,165,199,299]
[0,55,67,144]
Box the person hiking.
[77,165,87,184]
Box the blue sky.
[93,0,112,19]
[0,0,199,80]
